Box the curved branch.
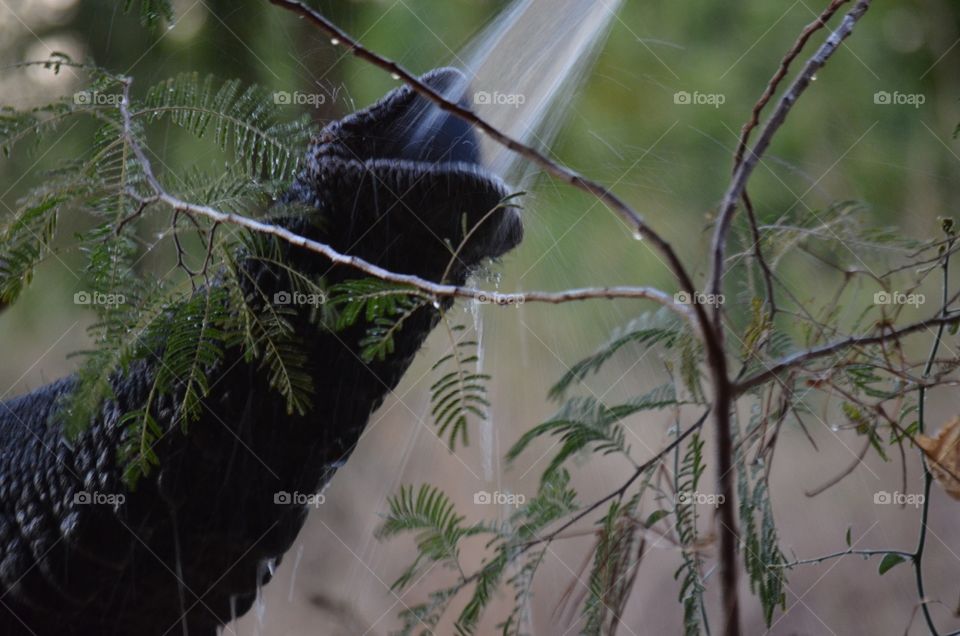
[735,312,960,394]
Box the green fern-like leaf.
[674,432,707,636]
[140,73,313,185]
[377,484,485,591]
[583,495,642,635]
[455,553,507,636]
[550,308,687,399]
[736,417,787,627]
[221,240,314,415]
[326,278,430,362]
[394,586,462,636]
[508,384,680,484]
[153,287,230,426]
[117,407,163,489]
[431,323,490,450]
[511,468,578,540]
[496,471,578,635]
[0,186,70,303]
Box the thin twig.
[804,437,870,497]
[741,194,778,317]
[777,548,913,568]
[912,234,955,636]
[735,311,960,394]
[709,0,873,321]
[732,0,851,172]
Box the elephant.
[0,67,522,635]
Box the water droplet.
[391,73,401,81]
[811,75,818,82]
[330,38,340,46]
[632,229,644,241]
[432,299,441,310]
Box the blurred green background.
[1,0,959,634]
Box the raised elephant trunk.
[0,67,522,635]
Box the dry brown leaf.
[917,416,960,500]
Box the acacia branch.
[708,0,872,322]
[706,6,872,634]
[115,78,691,322]
[911,234,955,636]
[735,311,960,394]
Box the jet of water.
[402,0,624,186]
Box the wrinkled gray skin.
[0,68,522,635]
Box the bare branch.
[778,548,913,568]
[264,0,703,306]
[732,0,851,173]
[911,234,955,636]
[708,0,873,324]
